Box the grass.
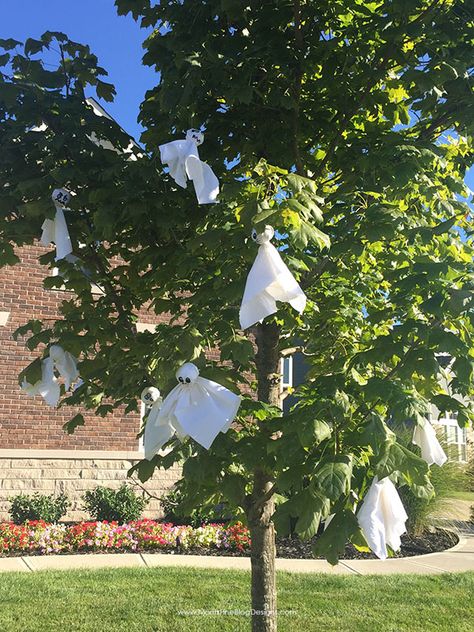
[0,568,473,632]
[447,491,474,503]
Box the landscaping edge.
[1,530,472,576]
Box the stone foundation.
[0,450,180,521]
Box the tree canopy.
[1,0,473,571]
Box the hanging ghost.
[40,188,73,261]
[21,345,79,408]
[412,420,447,467]
[357,476,408,560]
[143,363,241,460]
[140,387,173,460]
[21,356,60,407]
[159,129,219,204]
[239,225,307,330]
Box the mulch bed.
[160,527,458,560]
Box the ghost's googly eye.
[178,377,184,383]
[144,394,151,401]
[251,229,258,242]
[185,377,191,384]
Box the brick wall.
[0,244,166,451]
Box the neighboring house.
[285,353,472,464]
[0,242,181,520]
[0,100,176,520]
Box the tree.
[1,1,473,630]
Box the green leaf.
[312,509,359,565]
[24,38,46,55]
[63,414,85,435]
[18,358,43,386]
[96,80,116,102]
[0,38,21,50]
[312,456,352,501]
[290,220,330,250]
[297,419,332,449]
[295,489,329,540]
[376,443,433,499]
[127,458,158,483]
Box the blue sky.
[1,0,472,191]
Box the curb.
[0,532,472,576]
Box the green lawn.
[0,568,473,632]
[447,491,474,503]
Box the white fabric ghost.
[239,225,307,330]
[412,420,447,467]
[40,188,73,261]
[49,345,79,391]
[357,476,408,560]
[140,387,171,459]
[21,356,61,407]
[143,363,241,460]
[21,345,79,407]
[159,129,219,204]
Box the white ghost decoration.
[143,363,241,460]
[357,477,408,560]
[21,345,79,408]
[141,387,172,459]
[239,225,307,330]
[21,356,60,407]
[49,345,79,391]
[159,129,219,204]
[412,420,447,467]
[40,189,73,261]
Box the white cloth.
[159,129,219,204]
[21,357,60,407]
[141,387,171,459]
[144,363,241,459]
[413,420,447,467]
[357,477,408,560]
[40,189,73,260]
[49,345,79,391]
[239,225,307,330]
[21,345,79,407]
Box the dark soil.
[160,527,458,560]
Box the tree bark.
[247,321,280,632]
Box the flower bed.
[0,520,251,556]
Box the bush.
[82,484,148,523]
[399,460,467,535]
[9,493,69,524]
[160,486,231,527]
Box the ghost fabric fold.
[49,345,79,391]
[40,189,73,261]
[144,363,241,459]
[20,345,79,408]
[140,387,174,460]
[357,477,408,560]
[412,420,447,466]
[239,225,307,330]
[21,357,61,407]
[159,129,219,204]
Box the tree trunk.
[248,322,280,632]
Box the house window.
[281,356,293,390]
[435,412,468,462]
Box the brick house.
[0,99,186,520]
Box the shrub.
[399,460,467,535]
[9,493,69,524]
[160,486,231,527]
[82,484,148,523]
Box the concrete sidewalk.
[1,529,473,575]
